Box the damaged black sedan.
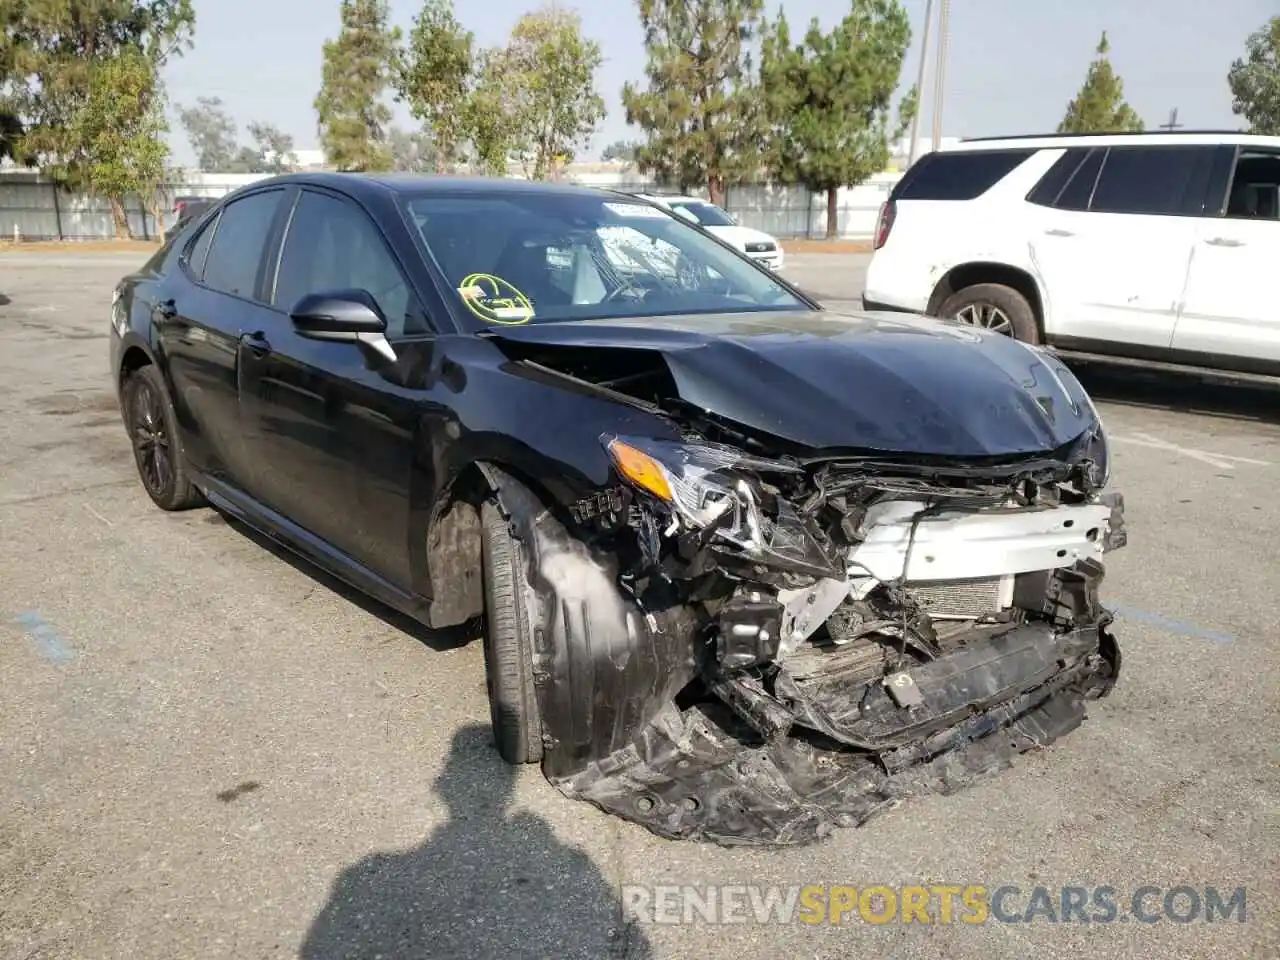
[109,173,1127,846]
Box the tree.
[760,1,915,238]
[622,0,766,205]
[247,121,297,173]
[501,6,605,179]
[1,0,195,189]
[1057,32,1143,134]
[388,126,436,171]
[1228,16,1280,135]
[462,47,517,176]
[601,139,640,162]
[70,51,170,237]
[177,96,238,171]
[395,0,473,173]
[315,0,401,171]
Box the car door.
[236,186,433,590]
[155,187,289,487]
[1171,146,1280,365]
[1028,144,1216,349]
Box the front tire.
[122,364,204,511]
[938,283,1040,344]
[480,500,543,764]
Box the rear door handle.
[1044,228,1074,237]
[241,332,272,358]
[1205,237,1244,247]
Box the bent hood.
[482,310,1099,457]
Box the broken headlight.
[1076,419,1111,490]
[603,434,842,577]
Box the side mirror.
[290,289,396,362]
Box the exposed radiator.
[907,575,1014,620]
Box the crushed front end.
[500,415,1126,847]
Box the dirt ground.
[0,239,164,254]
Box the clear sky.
[160,0,1276,167]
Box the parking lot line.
[1110,432,1272,470]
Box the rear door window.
[201,189,284,300]
[892,149,1035,201]
[1089,146,1218,216]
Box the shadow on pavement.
[300,724,653,960]
[210,511,477,652]
[1071,362,1280,425]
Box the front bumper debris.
[484,444,1127,848]
[553,621,1119,846]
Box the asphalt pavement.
[1,251,1278,960]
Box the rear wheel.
[480,500,543,764]
[938,283,1040,344]
[122,364,204,511]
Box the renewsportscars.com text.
[621,884,1248,926]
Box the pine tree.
[315,0,402,171]
[1058,32,1143,134]
[622,0,766,204]
[760,0,916,238]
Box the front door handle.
[1044,228,1074,237]
[1205,236,1244,248]
[242,332,272,358]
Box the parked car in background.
[163,196,216,240]
[110,173,1125,846]
[864,131,1280,385]
[629,192,786,271]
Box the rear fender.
[478,464,700,781]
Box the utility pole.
[906,0,935,166]
[1159,107,1183,132]
[931,0,951,153]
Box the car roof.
[240,171,626,204]
[948,130,1280,152]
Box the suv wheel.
[938,283,1040,344]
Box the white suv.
[630,193,786,271]
[864,132,1280,382]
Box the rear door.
[156,186,290,488]
[1172,146,1280,365]
[1027,144,1216,349]
[236,186,433,589]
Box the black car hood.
[483,309,1099,457]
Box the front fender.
[480,465,700,781]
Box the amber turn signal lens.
[607,439,674,502]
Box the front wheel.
[938,283,1040,344]
[479,500,544,764]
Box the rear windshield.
[891,149,1035,201]
[401,191,807,328]
[669,201,736,227]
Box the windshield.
[401,190,805,328]
[670,201,736,227]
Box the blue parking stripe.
[12,611,77,663]
[1111,605,1235,646]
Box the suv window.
[1055,148,1105,211]
[892,149,1035,201]
[201,190,283,299]
[274,189,420,337]
[1224,150,1280,220]
[1089,145,1218,216]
